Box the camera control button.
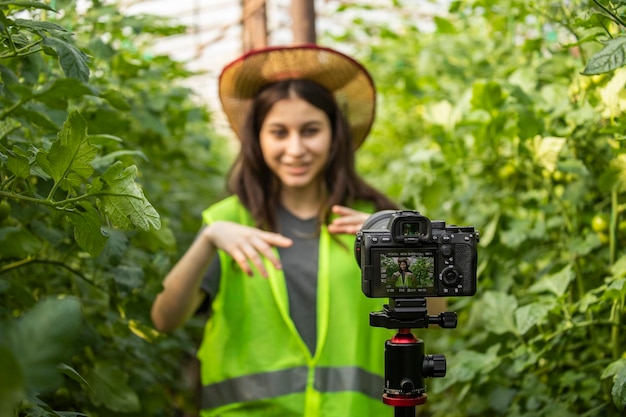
[442,235,451,243]
[440,267,460,287]
[441,244,453,257]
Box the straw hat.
[218,44,376,149]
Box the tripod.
[370,297,457,417]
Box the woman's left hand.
[328,205,370,235]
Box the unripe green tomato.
[552,171,564,182]
[498,163,516,180]
[591,214,609,233]
[0,200,11,221]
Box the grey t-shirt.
[201,205,319,354]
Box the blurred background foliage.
[346,0,626,415]
[1,0,625,416]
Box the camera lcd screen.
[371,249,436,297]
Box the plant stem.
[610,299,621,359]
[592,0,626,29]
[610,186,618,265]
[0,190,145,208]
[0,258,104,291]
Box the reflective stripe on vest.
[201,366,383,409]
[314,366,383,399]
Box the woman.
[152,45,408,417]
[393,258,415,289]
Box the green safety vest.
[198,196,394,417]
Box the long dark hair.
[227,78,397,231]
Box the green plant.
[1,1,230,415]
[327,0,626,415]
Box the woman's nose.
[285,133,306,155]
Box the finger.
[331,205,369,223]
[259,231,293,248]
[239,241,270,278]
[229,247,254,277]
[328,223,361,235]
[332,205,359,216]
[250,236,284,272]
[330,214,364,226]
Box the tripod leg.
[394,406,416,417]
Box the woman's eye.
[270,129,287,138]
[302,127,319,136]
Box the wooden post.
[291,0,316,44]
[242,0,267,52]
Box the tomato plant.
[328,0,626,415]
[3,1,626,416]
[0,1,231,416]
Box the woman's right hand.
[203,221,293,278]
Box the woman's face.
[259,97,332,193]
[399,261,408,271]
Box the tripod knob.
[423,354,446,378]
[400,378,415,393]
[433,311,457,328]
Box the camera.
[354,210,478,298]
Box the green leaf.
[448,344,501,384]
[0,344,25,417]
[532,136,566,172]
[0,226,42,258]
[433,16,458,34]
[100,89,131,111]
[92,150,148,171]
[37,111,96,191]
[111,265,144,289]
[5,297,83,395]
[65,201,107,257]
[610,254,626,277]
[567,232,602,256]
[0,119,21,139]
[515,301,553,335]
[479,212,499,246]
[601,359,626,379]
[600,154,626,193]
[471,81,506,112]
[95,227,128,265]
[33,78,95,107]
[528,265,574,297]
[488,385,516,413]
[13,107,59,131]
[87,134,124,146]
[92,162,161,231]
[0,1,57,12]
[582,36,626,75]
[6,151,30,178]
[613,366,626,411]
[480,291,518,335]
[41,37,90,83]
[58,363,92,393]
[604,278,626,301]
[87,361,140,412]
[14,18,68,33]
[578,292,599,313]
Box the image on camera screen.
[378,250,436,296]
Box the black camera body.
[355,210,478,298]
